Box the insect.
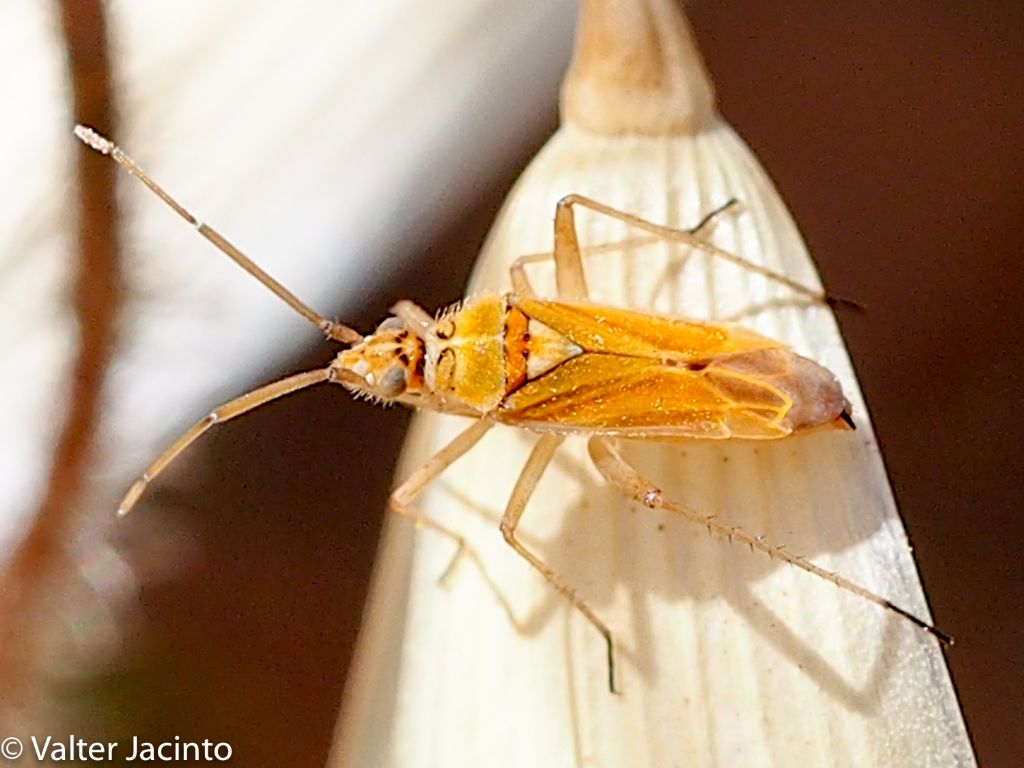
[74,125,951,692]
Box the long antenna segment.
[73,125,361,345]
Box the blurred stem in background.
[0,0,120,730]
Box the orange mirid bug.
[74,125,950,692]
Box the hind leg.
[587,436,952,645]
[509,196,767,304]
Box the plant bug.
[74,125,951,693]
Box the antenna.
[73,125,362,345]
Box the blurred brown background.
[16,1,1022,766]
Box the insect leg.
[118,367,334,516]
[389,419,494,585]
[498,435,620,693]
[510,237,657,296]
[524,194,752,303]
[509,251,545,296]
[390,300,435,339]
[552,197,590,300]
[587,436,954,646]
[556,193,843,307]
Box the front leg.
[389,419,493,584]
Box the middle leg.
[498,434,621,693]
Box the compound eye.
[377,365,407,398]
[377,317,405,332]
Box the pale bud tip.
[73,124,114,154]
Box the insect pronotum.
[74,125,951,693]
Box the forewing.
[499,353,792,439]
[512,296,782,363]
